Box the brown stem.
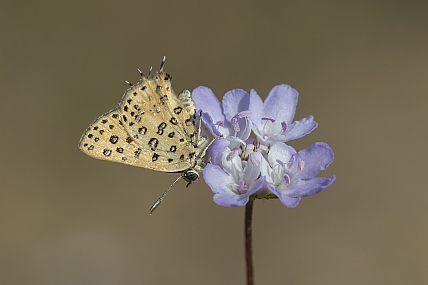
[245,199,254,285]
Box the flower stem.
[245,199,254,285]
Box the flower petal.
[225,136,246,150]
[298,142,335,178]
[192,86,225,130]
[200,111,222,136]
[204,164,263,207]
[267,142,295,167]
[259,153,274,184]
[283,115,318,141]
[243,152,263,187]
[248,89,264,129]
[288,176,336,197]
[263,85,298,125]
[248,176,266,197]
[213,192,251,207]
[266,183,301,208]
[203,164,234,194]
[222,89,250,121]
[222,89,252,140]
[209,138,230,163]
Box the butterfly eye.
[183,170,199,184]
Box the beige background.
[1,1,427,284]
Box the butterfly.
[78,57,213,213]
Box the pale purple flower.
[203,138,265,207]
[260,142,336,207]
[249,84,318,145]
[203,139,335,208]
[192,86,252,147]
[195,84,335,208]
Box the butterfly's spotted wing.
[78,64,209,173]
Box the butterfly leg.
[194,110,209,146]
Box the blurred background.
[1,1,427,284]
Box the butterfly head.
[182,169,200,187]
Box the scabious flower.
[259,142,336,207]
[193,84,335,208]
[192,86,252,148]
[249,84,318,145]
[202,138,265,207]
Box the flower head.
[203,138,265,207]
[192,86,252,148]
[249,85,318,145]
[260,142,336,207]
[202,137,335,208]
[195,83,335,208]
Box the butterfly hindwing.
[78,68,209,173]
[78,108,154,167]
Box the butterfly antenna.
[149,175,183,214]
[160,56,166,72]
